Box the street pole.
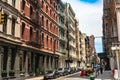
[116,48,119,70]
[111,45,120,80]
[116,47,119,80]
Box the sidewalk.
[25,76,44,80]
[95,70,114,80]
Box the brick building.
[0,0,60,79]
[103,0,118,70]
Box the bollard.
[90,74,95,80]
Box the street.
[51,71,114,80]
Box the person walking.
[100,65,103,74]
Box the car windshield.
[58,68,62,70]
[47,70,53,74]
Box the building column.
[33,54,35,76]
[15,49,20,77]
[28,52,31,74]
[44,56,47,71]
[0,46,3,79]
[52,56,55,69]
[49,56,51,70]
[25,52,29,77]
[7,48,12,77]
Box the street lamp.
[111,44,120,80]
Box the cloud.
[62,0,103,36]
[61,0,103,52]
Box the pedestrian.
[100,65,103,74]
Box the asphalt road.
[51,71,114,80]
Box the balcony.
[59,23,66,30]
[60,36,67,42]
[69,41,76,48]
[26,40,44,48]
[69,23,75,31]
[69,32,75,39]
[58,12,65,17]
[29,0,40,8]
[60,49,67,55]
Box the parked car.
[65,67,71,74]
[58,68,68,76]
[44,70,60,80]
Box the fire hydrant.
[90,74,95,80]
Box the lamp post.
[111,44,120,80]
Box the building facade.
[103,0,118,70]
[0,0,60,78]
[75,19,81,67]
[58,0,67,68]
[65,3,77,67]
[85,36,90,64]
[79,33,87,66]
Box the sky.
[62,0,103,53]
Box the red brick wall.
[20,0,60,53]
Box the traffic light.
[0,12,4,24]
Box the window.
[42,16,44,26]
[11,17,16,36]
[30,6,33,18]
[22,0,25,10]
[42,0,44,8]
[36,11,39,23]
[54,13,55,19]
[50,38,52,49]
[4,0,7,2]
[54,3,55,8]
[50,9,52,16]
[12,0,16,7]
[46,19,48,30]
[41,33,44,42]
[30,27,33,41]
[50,23,52,31]
[56,16,57,21]
[21,22,25,39]
[3,13,8,33]
[50,0,52,4]
[46,36,48,48]
[36,30,39,43]
[46,5,48,13]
